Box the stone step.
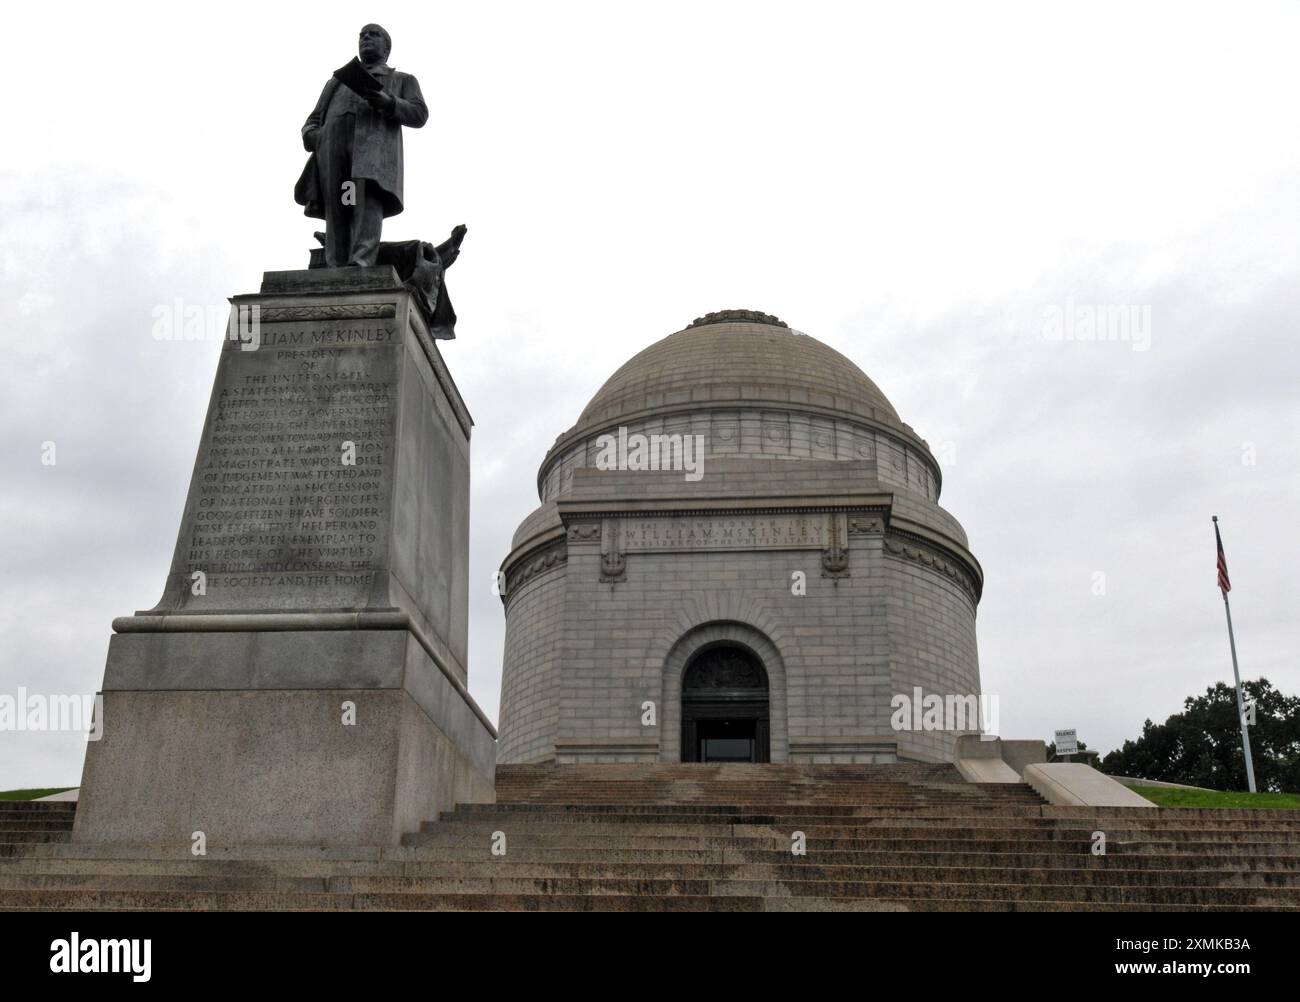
[452,804,1045,819]
[0,873,716,896]
[0,808,76,818]
[432,811,1300,833]
[470,802,1300,822]
[492,805,1044,813]
[491,764,1048,808]
[403,831,1300,854]
[11,896,1286,913]
[7,875,1298,908]
[444,808,1051,823]
[431,814,1085,829]
[0,889,766,912]
[424,852,1300,875]
[16,843,395,862]
[494,773,949,781]
[0,831,73,844]
[0,821,77,832]
[26,833,1289,861]
[760,897,1300,913]
[409,819,1300,841]
[1,858,413,878]
[486,796,991,805]
[488,805,1045,810]
[4,863,1300,891]
[409,824,1088,843]
[494,782,1041,791]
[706,879,1300,907]
[9,846,1300,876]
[0,803,78,814]
[493,805,1045,810]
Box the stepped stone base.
[8,765,1300,911]
[75,626,495,846]
[74,685,494,848]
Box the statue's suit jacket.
[294,65,428,219]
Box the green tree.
[1100,679,1300,793]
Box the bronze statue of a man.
[294,24,428,267]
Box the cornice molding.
[538,404,942,498]
[556,497,893,521]
[883,531,982,605]
[501,537,568,608]
[254,303,397,322]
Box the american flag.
[1215,519,1231,597]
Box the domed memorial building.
[497,310,984,766]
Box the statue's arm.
[388,73,429,129]
[301,80,335,151]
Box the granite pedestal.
[73,268,496,847]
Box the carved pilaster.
[599,518,626,583]
[821,511,850,579]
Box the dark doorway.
[680,645,770,763]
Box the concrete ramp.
[35,789,78,802]
[1024,763,1156,807]
[952,735,1046,783]
[957,757,1021,783]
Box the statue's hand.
[365,89,396,114]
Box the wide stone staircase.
[3,764,1299,911]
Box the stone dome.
[537,311,941,504]
[572,310,905,434]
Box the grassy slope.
[0,788,77,801]
[1129,785,1300,809]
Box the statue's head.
[359,24,392,65]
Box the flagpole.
[1214,515,1257,794]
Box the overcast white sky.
[2,1,1297,788]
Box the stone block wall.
[498,474,981,765]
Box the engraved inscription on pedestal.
[168,317,401,612]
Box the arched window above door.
[683,646,769,692]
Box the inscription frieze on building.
[619,514,828,552]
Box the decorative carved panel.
[683,647,769,692]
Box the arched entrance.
[680,645,770,763]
